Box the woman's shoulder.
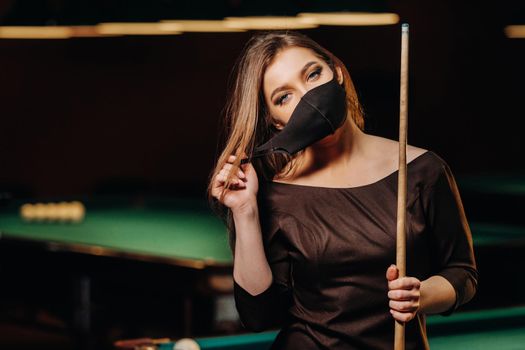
[371,135,451,182]
[369,134,427,161]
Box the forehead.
[263,46,321,92]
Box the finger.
[220,167,232,176]
[228,175,244,186]
[224,165,245,179]
[389,300,419,313]
[211,177,226,196]
[211,184,228,198]
[229,152,248,163]
[386,265,399,281]
[219,169,237,182]
[211,186,220,198]
[388,289,419,301]
[225,175,246,187]
[216,172,239,187]
[212,173,226,190]
[389,309,415,323]
[217,171,227,183]
[388,277,421,290]
[220,166,245,180]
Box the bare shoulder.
[368,135,427,162]
[407,144,428,161]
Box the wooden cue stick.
[395,23,409,350]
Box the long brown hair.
[207,30,364,253]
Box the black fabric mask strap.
[240,148,290,164]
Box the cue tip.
[402,23,409,32]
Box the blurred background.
[0,0,524,349]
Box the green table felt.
[1,210,524,266]
[430,327,525,350]
[158,306,525,350]
[458,174,525,196]
[160,331,277,350]
[0,199,231,267]
[1,195,524,268]
[428,306,525,350]
[470,222,525,246]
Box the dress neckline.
[267,150,431,191]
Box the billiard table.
[0,196,231,268]
[155,305,525,350]
[1,191,524,349]
[0,196,234,348]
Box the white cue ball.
[173,338,200,350]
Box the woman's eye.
[308,67,322,81]
[276,93,290,106]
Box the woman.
[208,31,478,349]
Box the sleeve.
[233,209,293,332]
[425,162,479,316]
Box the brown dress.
[233,151,478,349]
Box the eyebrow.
[269,61,319,101]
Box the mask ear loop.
[240,148,290,164]
[240,121,285,164]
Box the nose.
[297,85,309,98]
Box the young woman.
[208,31,478,349]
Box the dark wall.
[1,0,524,199]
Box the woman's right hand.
[211,153,259,212]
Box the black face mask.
[241,75,347,164]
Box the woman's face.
[262,46,341,130]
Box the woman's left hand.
[386,264,421,323]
